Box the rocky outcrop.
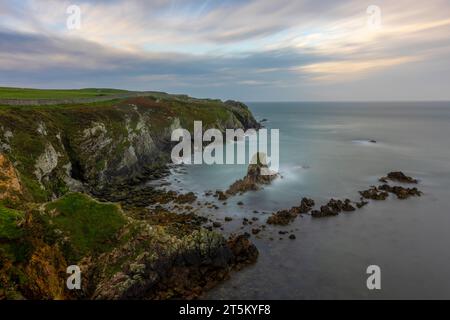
[359,186,389,200]
[378,184,422,199]
[379,171,418,184]
[267,198,315,225]
[91,228,257,300]
[226,153,278,196]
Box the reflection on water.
[165,102,450,299]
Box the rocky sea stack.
[226,153,278,196]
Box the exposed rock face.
[0,153,22,200]
[226,153,278,196]
[224,100,261,129]
[34,144,59,187]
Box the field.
[0,87,132,100]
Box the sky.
[1,0,450,101]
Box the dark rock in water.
[356,198,369,208]
[369,140,377,143]
[326,199,344,213]
[378,184,422,199]
[226,153,278,196]
[311,205,339,218]
[279,231,288,235]
[380,171,418,184]
[215,190,228,201]
[224,217,233,222]
[212,222,222,228]
[227,234,259,270]
[267,210,297,225]
[237,201,244,206]
[267,197,315,225]
[289,234,296,240]
[359,186,389,200]
[251,228,261,235]
[296,197,315,214]
[342,199,356,212]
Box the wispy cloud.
[0,0,449,100]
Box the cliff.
[0,92,259,299]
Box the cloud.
[0,0,449,100]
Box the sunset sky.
[1,0,450,101]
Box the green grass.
[0,87,131,100]
[44,193,126,262]
[0,205,24,240]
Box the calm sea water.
[164,102,450,299]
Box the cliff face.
[0,95,257,201]
[0,94,259,300]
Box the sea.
[159,102,450,299]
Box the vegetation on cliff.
[0,88,260,300]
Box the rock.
[215,190,228,201]
[212,222,222,228]
[356,198,369,208]
[224,217,233,222]
[311,205,339,218]
[251,228,261,235]
[226,153,278,196]
[381,171,418,184]
[378,184,422,199]
[289,234,296,240]
[227,234,259,270]
[237,201,244,206]
[267,197,315,225]
[267,210,297,225]
[342,199,356,212]
[359,186,389,200]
